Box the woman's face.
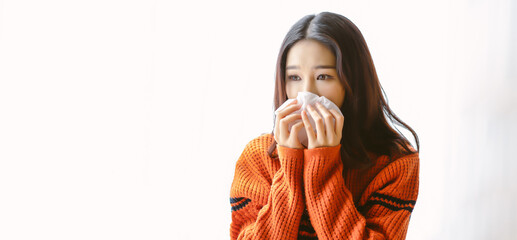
[285,39,345,108]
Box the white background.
[1,0,516,239]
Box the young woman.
[230,12,420,240]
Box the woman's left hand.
[301,102,344,149]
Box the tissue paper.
[274,92,343,147]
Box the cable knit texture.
[230,133,419,240]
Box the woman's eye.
[287,75,301,81]
[317,74,333,80]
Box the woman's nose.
[302,78,318,95]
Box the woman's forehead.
[286,40,336,67]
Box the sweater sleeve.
[229,143,306,240]
[303,144,419,240]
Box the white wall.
[0,0,515,239]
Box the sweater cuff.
[276,144,304,174]
[276,145,304,188]
[277,144,304,160]
[303,144,341,162]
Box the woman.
[230,12,420,240]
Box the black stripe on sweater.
[230,197,244,204]
[230,198,251,212]
[371,192,416,206]
[361,200,414,213]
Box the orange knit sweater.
[229,133,419,240]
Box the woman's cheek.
[286,82,300,98]
[321,90,341,106]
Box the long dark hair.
[268,12,419,169]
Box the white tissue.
[274,92,343,147]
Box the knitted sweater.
[229,133,419,240]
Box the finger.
[280,113,302,127]
[329,109,344,138]
[316,103,335,138]
[276,103,301,135]
[289,121,304,140]
[289,121,305,149]
[307,104,325,139]
[275,99,298,137]
[301,110,315,142]
[279,114,302,137]
[276,99,300,120]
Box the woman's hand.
[301,102,344,149]
[274,99,305,149]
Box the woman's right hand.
[274,99,305,149]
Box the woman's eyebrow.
[286,65,336,70]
